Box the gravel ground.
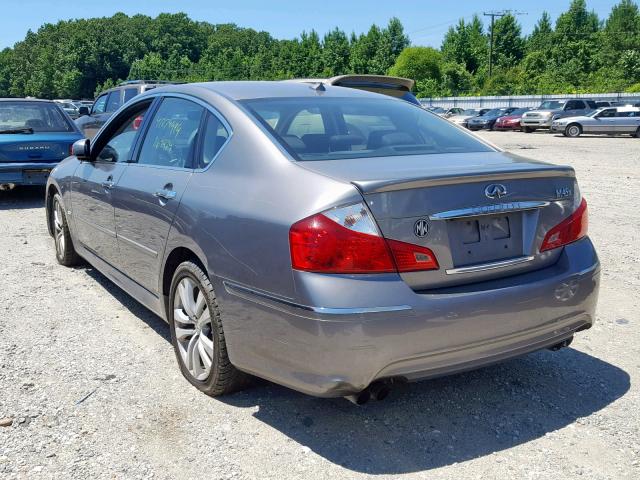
[0,130,638,479]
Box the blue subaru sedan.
[0,99,83,188]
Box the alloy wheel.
[173,277,215,381]
[53,200,66,257]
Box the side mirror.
[72,139,91,160]
[78,106,90,116]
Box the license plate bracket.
[447,213,523,267]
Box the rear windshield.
[0,101,74,132]
[242,97,493,161]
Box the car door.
[70,102,150,265]
[112,96,205,294]
[613,110,637,133]
[593,108,617,133]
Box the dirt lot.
[1,130,638,480]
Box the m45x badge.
[556,186,572,199]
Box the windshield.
[242,97,494,161]
[0,101,74,132]
[509,108,530,115]
[538,101,565,110]
[461,109,478,116]
[483,109,505,116]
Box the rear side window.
[105,91,122,113]
[242,97,494,161]
[197,113,229,169]
[137,97,204,169]
[123,88,138,103]
[565,100,584,110]
[92,95,108,114]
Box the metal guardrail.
[419,92,640,108]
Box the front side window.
[242,97,494,161]
[95,106,149,162]
[92,95,108,114]
[0,101,73,132]
[137,97,204,169]
[598,108,616,118]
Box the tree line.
[0,0,638,100]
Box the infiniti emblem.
[484,183,508,199]
[414,219,430,238]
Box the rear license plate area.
[447,213,523,267]
[23,169,51,184]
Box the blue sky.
[0,0,621,49]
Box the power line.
[484,10,527,77]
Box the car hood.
[497,115,522,121]
[296,151,573,194]
[525,109,561,115]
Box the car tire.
[522,126,533,133]
[168,260,249,396]
[51,193,81,267]
[635,127,640,138]
[565,124,582,138]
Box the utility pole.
[483,10,526,77]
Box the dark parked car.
[0,99,82,189]
[494,108,534,131]
[467,107,518,131]
[46,82,599,403]
[75,80,173,139]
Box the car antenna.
[310,81,326,92]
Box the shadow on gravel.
[220,349,629,474]
[75,258,629,474]
[0,186,45,210]
[83,266,171,342]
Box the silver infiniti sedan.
[45,82,600,404]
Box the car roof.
[147,81,406,102]
[0,98,55,103]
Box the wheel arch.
[566,122,583,136]
[161,246,209,312]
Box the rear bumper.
[0,162,58,185]
[219,237,600,397]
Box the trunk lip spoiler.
[353,167,575,194]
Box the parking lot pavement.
[0,131,638,479]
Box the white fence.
[420,92,640,108]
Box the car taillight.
[289,203,439,274]
[69,144,74,155]
[540,198,588,252]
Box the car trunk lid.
[299,151,578,289]
[0,132,79,163]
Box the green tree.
[389,47,442,83]
[492,14,525,69]
[322,28,350,76]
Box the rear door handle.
[154,183,177,201]
[101,175,114,190]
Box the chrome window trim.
[445,256,535,275]
[429,200,551,221]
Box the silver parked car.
[45,82,599,403]
[521,99,598,132]
[550,107,640,137]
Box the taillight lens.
[540,198,588,252]
[289,203,439,274]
